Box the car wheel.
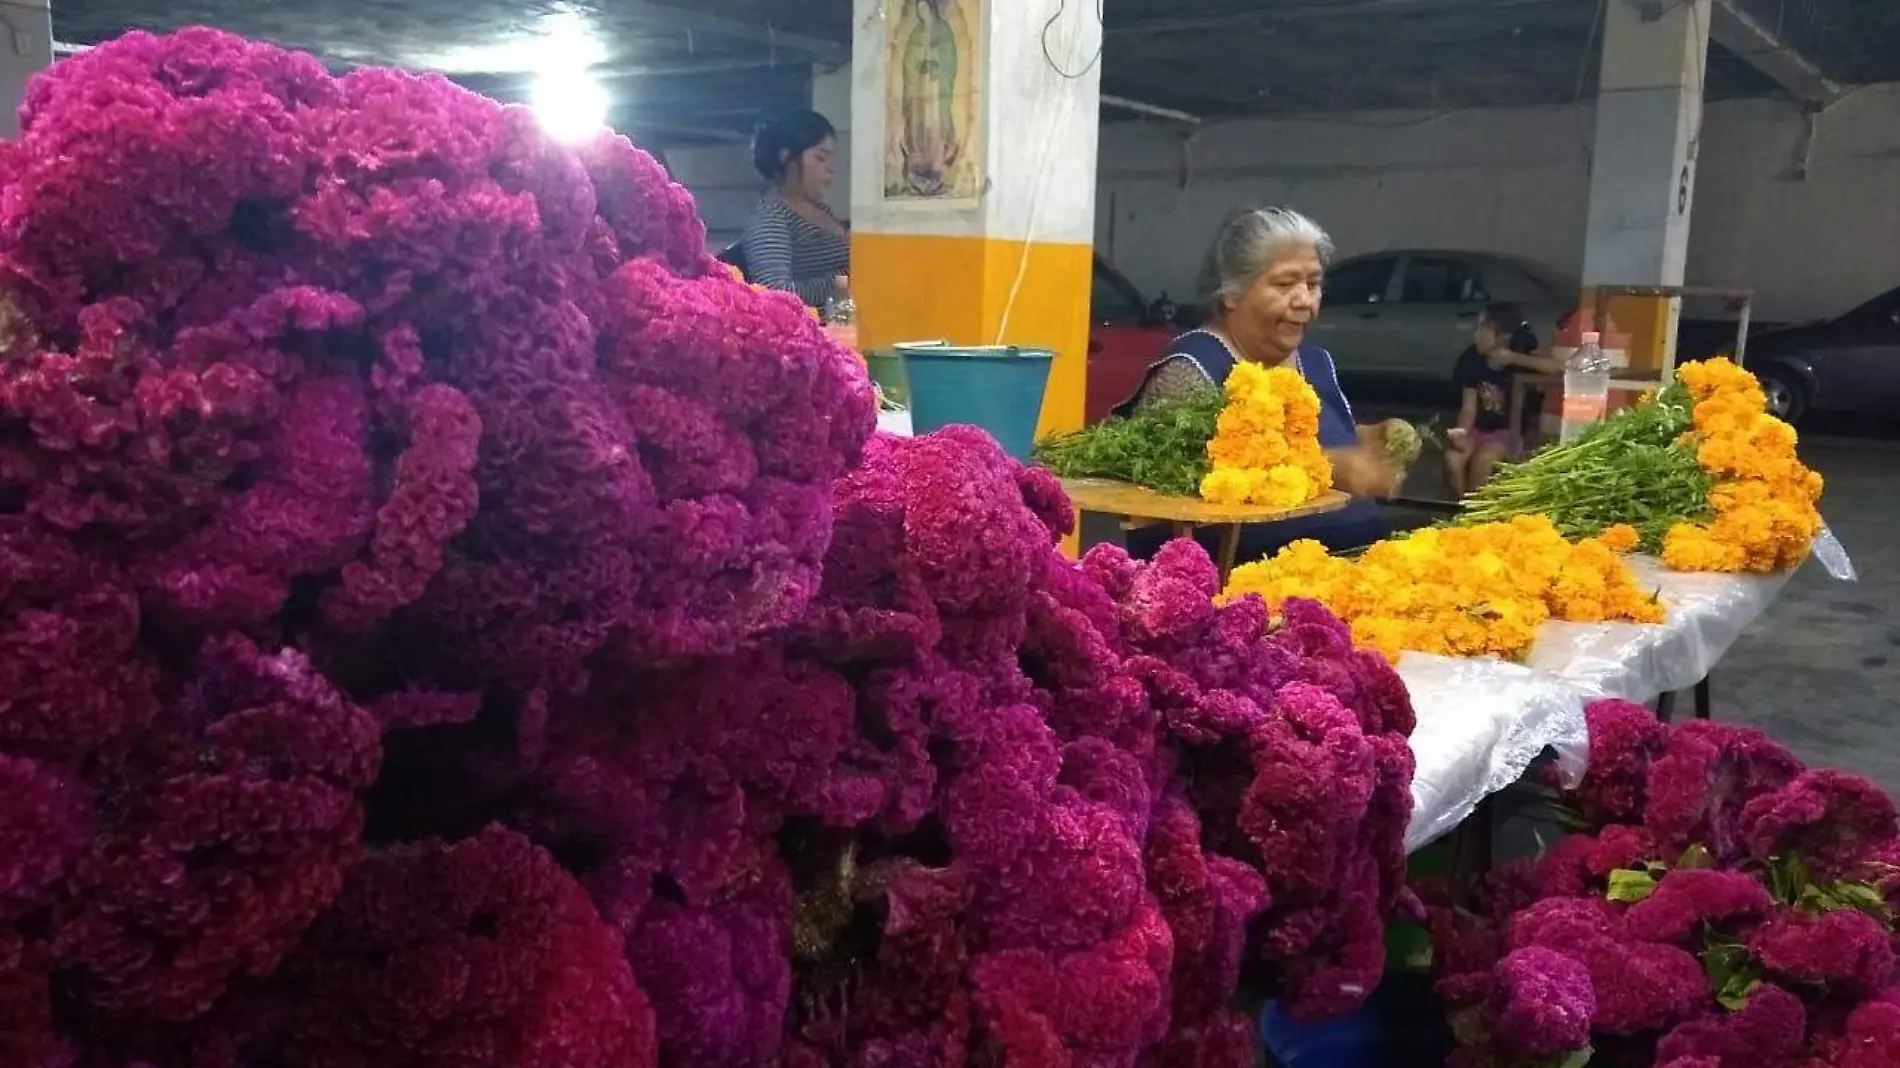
[1756,365,1808,423]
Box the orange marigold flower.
[1198,362,1332,507]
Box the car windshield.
[1092,261,1148,323]
[1844,285,1900,324]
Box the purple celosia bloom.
[54,635,380,1026]
[1644,721,1804,861]
[1623,868,1775,945]
[290,827,656,1068]
[1654,982,1806,1068]
[1837,989,1900,1068]
[1574,937,1710,1035]
[630,864,793,1068]
[1739,769,1900,878]
[1572,698,1671,823]
[0,28,1434,1066]
[1751,908,1898,996]
[1488,947,1596,1059]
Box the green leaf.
[1716,975,1763,1012]
[1677,844,1716,871]
[1551,1047,1595,1068]
[1700,940,1751,993]
[1606,868,1659,903]
[1801,879,1895,923]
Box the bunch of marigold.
[1223,515,1661,661]
[1662,358,1825,574]
[1199,362,1333,508]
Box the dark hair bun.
[752,109,837,180]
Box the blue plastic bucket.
[895,343,1053,461]
[1259,977,1451,1068]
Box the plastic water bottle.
[1561,330,1610,442]
[824,275,855,325]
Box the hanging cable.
[1041,0,1106,80]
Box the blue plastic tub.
[895,343,1053,461]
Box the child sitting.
[1445,302,1561,496]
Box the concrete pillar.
[1581,0,1712,372]
[849,0,1102,441]
[0,0,53,138]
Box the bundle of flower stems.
[1034,388,1224,496]
[1457,384,1714,552]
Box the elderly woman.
[1118,207,1402,557]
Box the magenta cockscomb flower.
[1654,982,1807,1068]
[1571,698,1670,823]
[54,635,380,1026]
[0,27,1430,1066]
[290,827,656,1068]
[1488,947,1596,1059]
[1751,908,1898,996]
[1740,770,1900,878]
[1624,868,1776,946]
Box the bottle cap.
[1581,331,1601,343]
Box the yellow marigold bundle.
[1660,359,1825,574]
[1223,515,1662,662]
[1199,362,1334,509]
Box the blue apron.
[1117,330,1387,560]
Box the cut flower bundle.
[1197,362,1334,508]
[1427,700,1900,1068]
[1037,361,1341,507]
[1222,516,1663,662]
[0,29,1420,1068]
[1461,359,1825,574]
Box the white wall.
[1098,84,1900,323]
[668,82,1900,323]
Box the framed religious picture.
[882,0,984,202]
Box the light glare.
[532,69,609,145]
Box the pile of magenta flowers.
[0,29,1418,1068]
[1428,700,1900,1068]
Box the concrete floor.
[1704,442,1900,792]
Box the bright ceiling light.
[532,68,610,145]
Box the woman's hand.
[1329,445,1398,499]
[1354,419,1408,451]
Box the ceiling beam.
[1107,0,1562,36]
[618,2,847,63]
[1707,0,1841,107]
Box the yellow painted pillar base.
[853,232,1092,441]
[855,233,1093,557]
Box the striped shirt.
[739,195,851,308]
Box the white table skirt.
[1401,556,1799,852]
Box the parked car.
[1087,255,1181,422]
[1305,250,1573,383]
[1740,284,1900,422]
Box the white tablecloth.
[1401,557,1798,852]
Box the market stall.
[4,28,1889,1068]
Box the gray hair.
[1207,207,1335,308]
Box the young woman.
[738,109,849,307]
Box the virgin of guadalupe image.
[897,0,961,197]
